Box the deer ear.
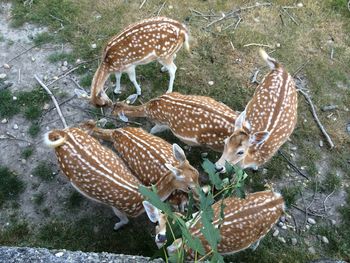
[234,110,246,131]
[143,201,160,223]
[249,131,270,145]
[172,144,186,164]
[165,163,185,180]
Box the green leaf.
[200,210,221,251]
[211,251,225,263]
[168,247,185,263]
[224,161,235,175]
[201,158,217,175]
[185,191,195,220]
[138,185,173,215]
[179,223,205,255]
[199,189,215,212]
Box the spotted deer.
[44,127,199,230]
[215,49,298,172]
[91,16,190,106]
[81,120,200,210]
[143,190,285,257]
[112,92,238,152]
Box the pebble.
[262,168,268,175]
[319,140,323,147]
[168,5,173,9]
[31,57,36,62]
[13,96,17,100]
[3,63,11,69]
[43,103,50,110]
[91,43,97,49]
[276,43,281,48]
[291,238,298,245]
[63,61,68,67]
[290,146,297,151]
[277,237,286,243]
[281,225,287,230]
[305,225,310,230]
[273,229,279,237]
[21,159,26,164]
[278,222,284,227]
[76,59,81,64]
[308,247,316,254]
[280,216,286,223]
[297,3,303,8]
[61,66,68,71]
[322,236,329,244]
[208,81,214,86]
[307,218,316,225]
[1,118,8,124]
[0,73,7,79]
[331,219,336,225]
[13,124,19,130]
[55,252,64,257]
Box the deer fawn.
[215,49,298,171]
[143,190,285,257]
[44,127,199,230]
[81,120,200,210]
[91,16,190,106]
[112,92,238,152]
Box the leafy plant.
[140,159,248,262]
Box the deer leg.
[114,72,122,94]
[126,65,141,95]
[112,207,129,230]
[159,58,177,93]
[250,239,261,251]
[150,124,169,134]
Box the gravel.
[0,246,164,263]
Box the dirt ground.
[0,1,349,262]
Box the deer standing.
[215,49,298,171]
[44,127,199,230]
[91,16,190,106]
[143,190,285,257]
[112,92,238,152]
[81,120,200,210]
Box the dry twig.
[278,150,309,180]
[243,43,273,48]
[5,44,40,65]
[139,0,147,9]
[34,75,68,128]
[298,89,335,148]
[323,188,336,213]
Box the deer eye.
[237,150,244,155]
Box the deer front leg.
[112,207,129,230]
[114,71,122,94]
[126,65,141,95]
[159,57,177,93]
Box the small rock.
[280,216,286,223]
[346,123,350,134]
[43,75,48,81]
[31,57,36,62]
[208,81,214,86]
[291,238,297,245]
[322,236,329,244]
[13,124,19,130]
[307,218,316,225]
[3,63,11,69]
[91,43,97,49]
[53,76,59,80]
[277,237,286,243]
[168,5,173,9]
[290,146,297,151]
[281,225,287,230]
[262,168,268,175]
[331,219,336,225]
[276,43,281,48]
[273,229,279,237]
[61,66,68,71]
[63,61,68,67]
[1,118,8,124]
[21,159,26,164]
[305,225,310,230]
[76,59,81,64]
[55,252,64,257]
[297,3,303,8]
[43,103,50,110]
[319,140,323,147]
[0,73,7,79]
[13,96,17,101]
[278,222,284,227]
[308,247,316,254]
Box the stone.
[322,236,329,244]
[307,218,316,225]
[0,73,7,79]
[276,43,281,48]
[273,229,279,237]
[277,237,286,243]
[31,57,36,62]
[347,123,350,134]
[278,222,284,227]
[319,140,324,147]
[208,81,214,86]
[43,103,50,110]
[13,124,19,130]
[305,225,310,230]
[297,3,303,8]
[291,238,297,245]
[331,219,336,225]
[13,96,17,100]
[91,43,97,49]
[21,159,26,164]
[3,63,11,69]
[168,5,173,9]
[55,252,64,257]
[280,216,286,223]
[1,118,8,124]
[63,61,68,67]
[281,225,287,230]
[61,66,68,71]
[308,247,316,254]
[290,146,297,151]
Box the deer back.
[45,128,144,217]
[145,92,238,151]
[103,17,189,71]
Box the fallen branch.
[291,204,325,218]
[243,43,273,48]
[34,75,68,128]
[278,150,309,180]
[156,2,166,16]
[139,0,147,9]
[281,8,299,25]
[5,44,40,65]
[0,134,33,144]
[292,59,310,77]
[323,188,336,213]
[298,89,335,148]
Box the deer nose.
[215,165,226,173]
[156,233,167,243]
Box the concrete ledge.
[0,246,164,263]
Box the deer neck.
[153,171,177,201]
[90,126,114,142]
[115,102,147,117]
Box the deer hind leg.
[125,65,141,95]
[159,57,177,93]
[91,64,112,106]
[114,71,122,94]
[112,207,129,230]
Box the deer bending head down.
[215,49,298,171]
[143,190,285,257]
[44,127,199,230]
[81,121,200,209]
[91,16,190,106]
[112,92,238,152]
